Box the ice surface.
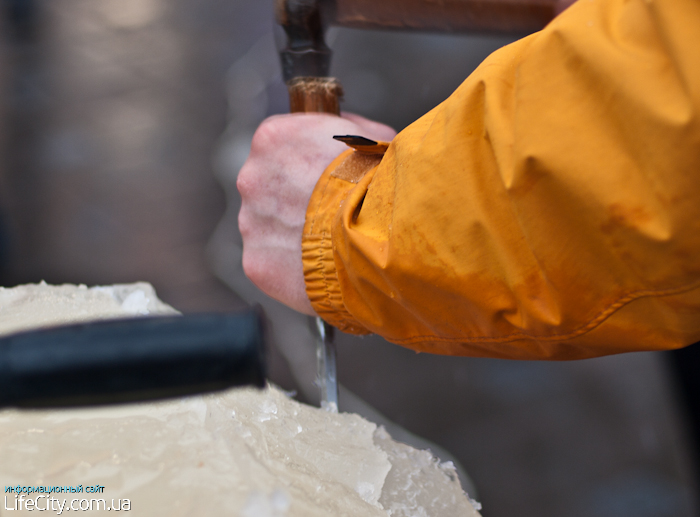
[0,282,178,336]
[0,387,481,516]
[0,283,481,516]
[375,427,482,517]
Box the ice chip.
[320,400,338,412]
[374,426,482,517]
[356,481,378,503]
[469,498,483,511]
[120,289,150,315]
[261,399,278,415]
[257,399,278,422]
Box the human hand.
[237,112,396,315]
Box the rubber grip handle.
[0,312,265,408]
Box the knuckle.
[241,252,254,281]
[241,251,262,285]
[251,118,284,152]
[237,162,264,199]
[237,209,252,237]
[236,168,252,197]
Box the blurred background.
[0,1,698,516]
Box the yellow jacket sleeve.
[302,0,700,360]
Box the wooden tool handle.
[287,76,344,115]
[330,0,572,34]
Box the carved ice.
[0,386,481,516]
[0,282,177,336]
[0,283,482,516]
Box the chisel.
[277,0,341,412]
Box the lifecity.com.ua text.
[5,486,129,513]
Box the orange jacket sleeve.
[302,0,700,360]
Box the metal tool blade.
[315,317,338,412]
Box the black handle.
[0,311,266,409]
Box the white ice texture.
[0,283,481,516]
[0,281,178,336]
[0,387,481,516]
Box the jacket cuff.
[302,145,386,334]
